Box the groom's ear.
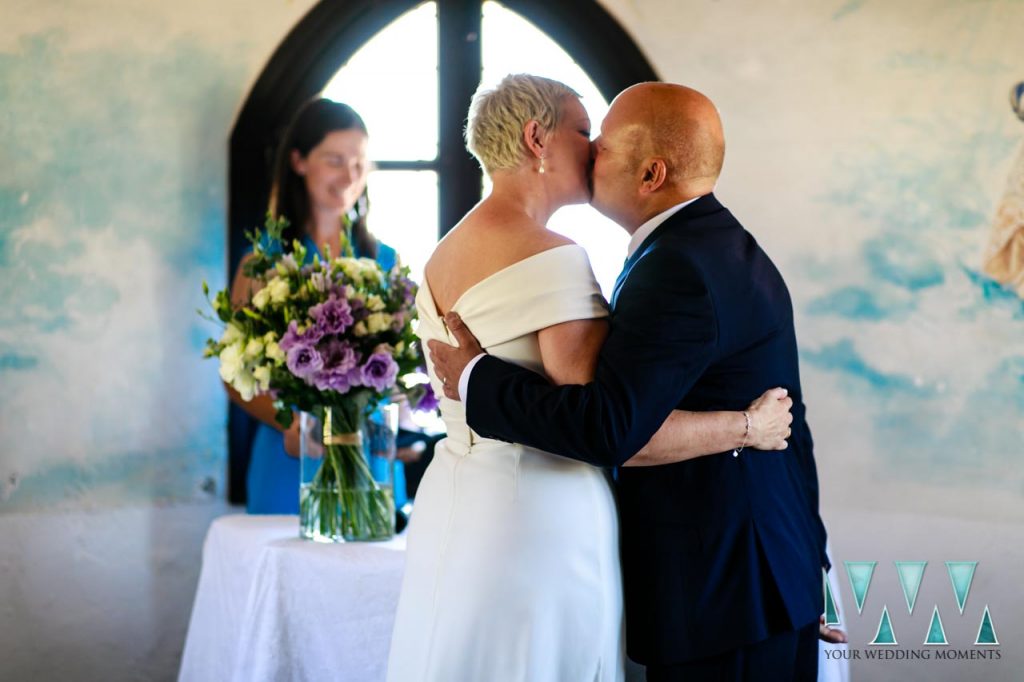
[638,158,668,194]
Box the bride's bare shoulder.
[432,204,573,265]
[424,203,578,311]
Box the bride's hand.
[744,387,792,450]
[819,615,848,643]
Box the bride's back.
[423,197,573,317]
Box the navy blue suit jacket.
[466,194,828,664]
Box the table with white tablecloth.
[178,515,848,682]
[177,514,406,682]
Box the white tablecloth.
[178,514,406,682]
[178,515,848,682]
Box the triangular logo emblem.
[824,570,841,626]
[845,561,877,614]
[946,562,977,614]
[975,605,999,646]
[869,605,898,645]
[924,605,948,645]
[895,561,927,614]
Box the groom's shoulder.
[631,236,707,286]
[662,195,742,237]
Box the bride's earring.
[538,157,546,175]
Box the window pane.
[482,2,608,124]
[482,1,628,297]
[323,3,438,161]
[367,170,438,285]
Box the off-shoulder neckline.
[418,244,584,320]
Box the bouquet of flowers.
[202,215,424,540]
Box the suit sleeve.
[795,415,831,571]
[466,246,718,467]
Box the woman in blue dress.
[228,98,408,514]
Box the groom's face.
[590,106,643,229]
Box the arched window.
[227,0,657,502]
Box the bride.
[386,74,791,681]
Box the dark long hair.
[268,98,377,258]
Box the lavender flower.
[310,295,354,336]
[309,271,330,293]
[322,337,358,372]
[311,338,359,393]
[389,274,417,307]
[415,383,440,412]
[361,352,399,392]
[286,343,323,381]
[279,320,323,353]
[313,367,359,393]
[390,312,406,332]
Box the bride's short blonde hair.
[465,74,581,174]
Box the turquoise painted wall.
[1,0,1021,519]
[0,1,316,511]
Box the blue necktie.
[610,253,632,309]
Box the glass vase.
[299,403,397,542]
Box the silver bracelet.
[732,411,751,458]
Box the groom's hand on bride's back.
[745,387,793,451]
[427,312,484,401]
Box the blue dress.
[246,234,408,514]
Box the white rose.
[263,333,285,363]
[218,342,245,383]
[265,341,284,363]
[243,337,264,361]
[275,253,298,275]
[366,312,393,334]
[358,258,382,282]
[252,287,271,310]
[373,342,396,356]
[220,322,244,346]
[310,271,329,293]
[353,321,368,337]
[366,294,385,312]
[339,259,364,287]
[253,365,272,392]
[267,277,290,304]
[234,369,257,401]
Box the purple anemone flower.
[310,295,354,336]
[285,343,323,381]
[279,319,323,353]
[311,339,359,393]
[416,383,440,412]
[361,352,399,392]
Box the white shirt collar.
[626,195,703,258]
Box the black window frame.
[226,0,658,504]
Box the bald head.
[611,83,725,193]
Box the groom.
[431,83,831,680]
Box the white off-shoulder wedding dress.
[386,245,625,682]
